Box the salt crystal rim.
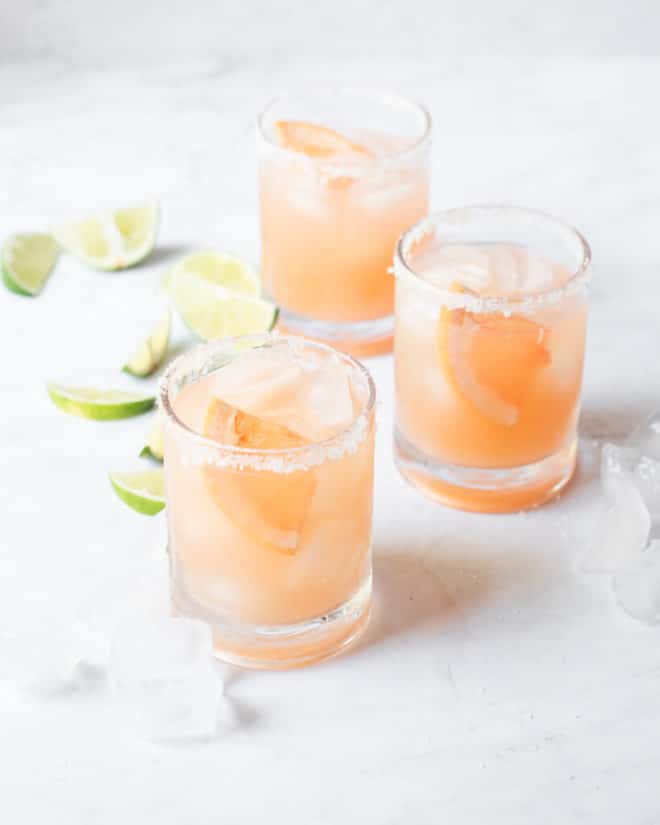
[394,205,592,314]
[256,88,432,170]
[159,333,376,470]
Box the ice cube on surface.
[632,455,660,519]
[612,540,660,624]
[581,474,650,573]
[627,409,660,460]
[601,442,637,477]
[601,442,660,521]
[109,617,221,743]
[77,565,170,670]
[0,619,91,697]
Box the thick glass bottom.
[170,572,372,670]
[276,308,393,357]
[394,428,577,513]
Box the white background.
[2,2,660,823]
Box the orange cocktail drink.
[257,90,431,356]
[393,207,591,512]
[160,333,376,668]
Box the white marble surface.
[2,4,660,821]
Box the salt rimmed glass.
[393,206,591,513]
[257,89,431,357]
[160,333,376,669]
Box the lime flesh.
[165,250,260,296]
[140,416,164,462]
[54,203,159,271]
[171,272,278,340]
[123,307,171,377]
[2,233,59,296]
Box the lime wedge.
[2,233,59,296]
[54,203,159,271]
[47,382,155,420]
[140,416,164,462]
[171,272,278,340]
[166,250,260,296]
[109,470,165,515]
[123,307,171,377]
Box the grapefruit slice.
[203,398,316,554]
[274,121,372,159]
[438,303,550,427]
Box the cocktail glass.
[160,333,376,668]
[257,89,431,356]
[393,206,591,512]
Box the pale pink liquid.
[165,343,375,636]
[395,243,588,511]
[259,131,429,325]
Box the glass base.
[276,308,393,358]
[394,428,577,513]
[170,573,372,670]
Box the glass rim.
[394,205,592,311]
[159,332,377,461]
[256,87,432,166]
